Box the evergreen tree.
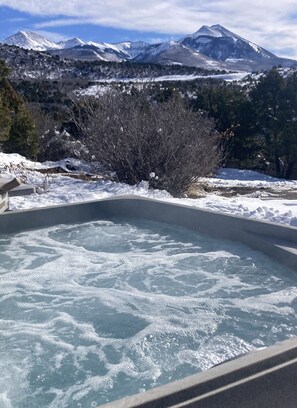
[251,68,297,179]
[0,59,39,158]
[4,110,38,158]
[280,72,297,178]
[281,122,297,179]
[250,68,285,177]
[0,61,12,143]
[0,59,10,79]
[191,83,260,168]
[226,98,264,170]
[0,94,12,142]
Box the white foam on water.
[1,218,297,407]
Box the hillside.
[0,44,224,81]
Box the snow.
[206,167,295,186]
[76,72,249,96]
[3,31,60,51]
[197,25,223,38]
[1,153,297,228]
[184,25,224,41]
[57,38,85,49]
[1,31,147,60]
[143,41,178,58]
[87,41,110,51]
[83,40,147,60]
[113,41,149,58]
[182,24,234,42]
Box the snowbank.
[1,153,297,227]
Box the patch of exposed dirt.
[37,167,116,181]
[189,183,297,200]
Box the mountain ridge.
[1,25,296,72]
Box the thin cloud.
[6,17,27,22]
[0,0,296,57]
[34,18,90,29]
[35,30,68,42]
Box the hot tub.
[0,196,297,408]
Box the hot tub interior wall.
[0,196,296,272]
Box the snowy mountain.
[2,26,297,72]
[111,41,151,59]
[2,31,60,51]
[181,24,272,56]
[46,40,152,63]
[47,44,124,62]
[57,38,85,49]
[180,24,282,70]
[133,41,229,69]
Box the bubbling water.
[1,218,297,408]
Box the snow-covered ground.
[95,72,248,83]
[77,72,249,97]
[1,153,297,227]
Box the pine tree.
[0,59,39,158]
[191,83,260,168]
[280,72,297,178]
[0,94,12,142]
[0,61,12,143]
[4,110,38,158]
[0,59,10,79]
[251,68,297,179]
[251,68,285,177]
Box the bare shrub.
[75,90,221,196]
[28,103,87,161]
[39,128,88,162]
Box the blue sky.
[0,1,297,58]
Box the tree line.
[190,68,297,179]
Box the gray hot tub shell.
[0,195,297,407]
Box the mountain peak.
[58,37,85,49]
[210,24,242,39]
[183,24,236,41]
[194,25,223,38]
[180,24,277,66]
[3,30,60,51]
[210,24,226,31]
